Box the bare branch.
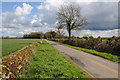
[57,4,87,40]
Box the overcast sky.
[0,0,119,37]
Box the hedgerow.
[51,39,120,62]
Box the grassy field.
[18,41,89,78]
[53,41,119,63]
[2,39,39,57]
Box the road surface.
[47,40,119,78]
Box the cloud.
[46,0,64,7]
[18,32,24,35]
[2,26,55,37]
[0,14,2,28]
[1,1,118,37]
[72,29,119,37]
[2,12,31,28]
[79,2,118,30]
[2,26,118,38]
[73,0,119,2]
[31,19,43,27]
[37,4,50,10]
[15,3,33,16]
[36,2,59,27]
[2,3,33,29]
[35,1,118,30]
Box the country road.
[47,40,119,78]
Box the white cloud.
[72,29,119,37]
[44,22,48,25]
[18,32,24,35]
[33,15,37,19]
[79,2,118,30]
[0,14,2,28]
[31,19,42,27]
[37,14,44,18]
[36,2,58,26]
[46,0,64,7]
[2,12,30,28]
[15,3,33,16]
[31,19,38,24]
[70,0,119,2]
[37,4,50,10]
[2,3,33,29]
[35,1,118,30]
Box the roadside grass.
[2,39,39,56]
[53,41,119,63]
[18,40,89,78]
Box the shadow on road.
[50,43,60,46]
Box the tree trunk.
[68,29,71,42]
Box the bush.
[96,42,111,52]
[52,37,120,56]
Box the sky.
[0,0,119,37]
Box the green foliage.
[23,32,44,39]
[44,31,58,39]
[2,39,39,56]
[18,41,89,78]
[55,41,120,63]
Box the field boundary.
[51,40,119,63]
[1,40,42,79]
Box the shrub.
[52,37,120,56]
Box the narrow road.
[47,40,119,78]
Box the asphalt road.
[47,40,119,78]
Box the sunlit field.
[2,39,39,56]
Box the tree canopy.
[57,4,87,41]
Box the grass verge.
[18,40,89,78]
[53,41,119,63]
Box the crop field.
[2,39,39,57]
[18,41,89,78]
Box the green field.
[18,41,89,78]
[2,39,39,57]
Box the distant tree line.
[23,32,44,39]
[2,36,22,39]
[23,31,67,39]
[2,32,119,40]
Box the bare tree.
[57,4,87,41]
[57,23,64,39]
